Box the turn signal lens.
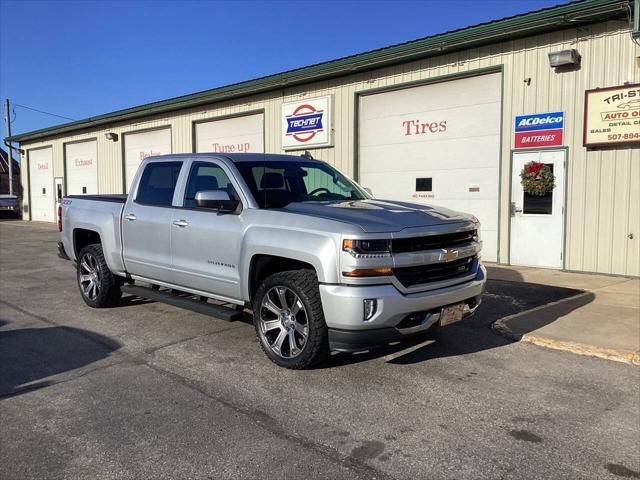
[343,267,393,277]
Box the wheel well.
[74,228,101,257]
[249,255,316,303]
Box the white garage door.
[358,72,502,261]
[124,127,172,192]
[65,140,98,195]
[28,147,54,222]
[195,113,264,154]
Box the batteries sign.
[514,112,564,149]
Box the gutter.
[7,0,630,144]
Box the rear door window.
[136,161,183,206]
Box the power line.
[12,103,76,121]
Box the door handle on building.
[510,202,522,217]
[173,219,189,228]
[125,213,137,221]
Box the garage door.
[195,113,264,154]
[358,72,502,261]
[65,140,97,195]
[28,147,54,222]
[124,127,172,192]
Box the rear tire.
[77,243,123,308]
[253,270,329,369]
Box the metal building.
[7,0,640,276]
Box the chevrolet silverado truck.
[58,153,486,368]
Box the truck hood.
[281,199,475,233]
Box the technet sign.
[282,95,332,150]
[514,112,564,148]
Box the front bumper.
[320,264,486,352]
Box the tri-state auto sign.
[584,84,640,147]
[514,112,564,148]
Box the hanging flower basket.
[520,161,555,196]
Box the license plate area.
[439,303,465,326]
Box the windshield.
[235,160,369,209]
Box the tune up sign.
[514,111,564,149]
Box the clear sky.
[1,0,566,136]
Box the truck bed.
[65,194,127,203]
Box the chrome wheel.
[79,252,101,301]
[258,286,309,359]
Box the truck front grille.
[393,256,476,288]
[391,230,477,253]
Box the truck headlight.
[342,239,391,258]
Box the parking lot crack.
[142,358,396,480]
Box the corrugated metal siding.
[20,19,639,276]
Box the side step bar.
[121,285,244,322]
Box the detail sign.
[281,95,332,150]
[514,112,564,148]
[584,84,640,147]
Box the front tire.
[77,243,123,308]
[253,270,329,369]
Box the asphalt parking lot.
[1,221,638,480]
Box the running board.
[121,285,244,322]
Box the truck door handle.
[173,219,189,228]
[125,213,137,221]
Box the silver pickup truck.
[58,153,486,368]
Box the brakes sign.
[514,112,564,148]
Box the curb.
[491,293,640,366]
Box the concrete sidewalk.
[487,265,640,365]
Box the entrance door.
[510,149,566,268]
[54,177,64,209]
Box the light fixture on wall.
[548,49,580,68]
[105,132,118,141]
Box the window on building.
[416,177,432,192]
[523,164,553,215]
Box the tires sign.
[281,95,332,150]
[514,112,564,149]
[583,84,640,147]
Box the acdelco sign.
[282,95,332,150]
[514,111,564,148]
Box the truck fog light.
[363,299,378,321]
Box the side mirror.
[364,187,373,196]
[195,190,240,213]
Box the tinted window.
[136,161,182,206]
[235,161,367,209]
[184,162,237,208]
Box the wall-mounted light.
[105,132,119,141]
[548,49,580,68]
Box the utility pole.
[4,98,14,196]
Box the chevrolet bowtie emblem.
[442,249,459,262]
